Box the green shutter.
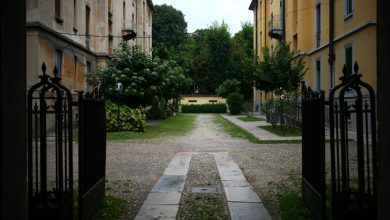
[345,46,353,75]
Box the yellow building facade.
[249,0,377,105]
[180,95,226,105]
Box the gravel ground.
[105,114,302,220]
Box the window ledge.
[344,12,354,21]
[55,16,63,23]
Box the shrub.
[226,93,244,115]
[146,104,168,120]
[106,102,146,132]
[181,103,227,113]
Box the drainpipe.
[264,0,267,46]
[328,0,335,89]
[282,0,286,41]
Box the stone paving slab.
[151,175,187,193]
[222,180,251,187]
[228,202,272,220]
[213,152,272,219]
[143,192,182,205]
[224,187,262,203]
[134,205,179,220]
[163,168,189,176]
[219,169,247,181]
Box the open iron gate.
[27,63,106,219]
[301,62,377,219]
[77,92,106,220]
[301,81,326,219]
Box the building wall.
[250,0,377,102]
[181,96,226,105]
[26,0,154,92]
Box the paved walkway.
[135,152,272,220]
[220,114,302,141]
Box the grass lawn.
[259,125,302,137]
[93,195,129,220]
[237,116,265,122]
[107,114,197,140]
[213,115,301,144]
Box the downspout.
[264,0,267,46]
[328,0,335,89]
[282,0,286,41]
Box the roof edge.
[249,0,257,10]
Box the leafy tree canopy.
[153,4,187,55]
[254,41,306,93]
[89,41,191,108]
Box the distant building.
[249,0,376,105]
[26,0,154,91]
[180,95,226,105]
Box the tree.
[152,4,187,56]
[254,41,306,93]
[216,79,241,98]
[229,23,255,100]
[90,41,191,109]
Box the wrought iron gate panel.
[78,93,106,220]
[301,81,326,219]
[27,63,73,219]
[329,63,377,219]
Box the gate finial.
[41,62,46,75]
[354,62,359,75]
[53,65,59,78]
[342,64,348,76]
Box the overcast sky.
[152,0,253,35]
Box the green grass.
[279,191,315,220]
[213,115,263,144]
[93,195,128,220]
[107,114,197,140]
[237,116,265,122]
[259,125,302,137]
[213,115,301,144]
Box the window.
[345,44,353,75]
[55,49,63,78]
[188,100,197,103]
[55,0,61,18]
[315,3,321,47]
[123,1,126,29]
[316,59,321,91]
[85,6,90,36]
[330,67,335,88]
[344,0,353,18]
[73,0,77,30]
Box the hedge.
[106,102,146,132]
[181,103,227,113]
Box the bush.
[226,93,244,115]
[106,102,146,132]
[181,103,227,113]
[146,104,168,120]
[261,93,300,127]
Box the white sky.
[152,0,253,35]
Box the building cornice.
[147,0,156,12]
[26,21,110,59]
[249,0,257,10]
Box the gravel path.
[105,114,302,219]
